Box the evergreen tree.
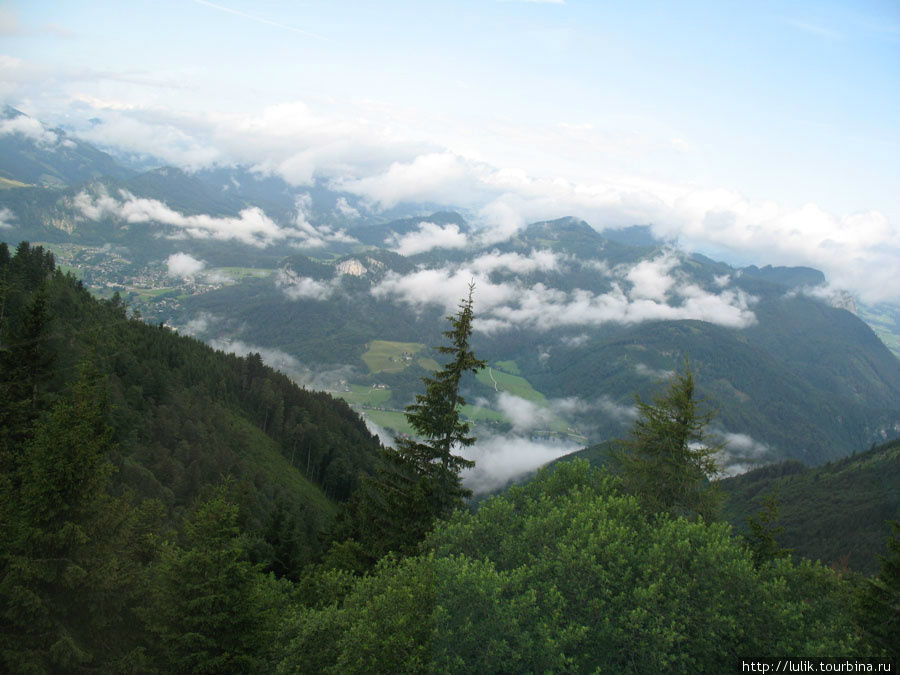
[613,359,723,520]
[392,282,486,518]
[0,364,149,672]
[745,489,791,566]
[145,486,271,673]
[331,284,485,564]
[0,283,56,464]
[855,515,900,660]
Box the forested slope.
[0,241,382,559]
[721,438,900,575]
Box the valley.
[2,4,899,666]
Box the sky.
[2,0,899,303]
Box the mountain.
[0,241,383,565]
[1,113,899,475]
[720,437,900,575]
[0,106,133,187]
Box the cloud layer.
[6,92,895,303]
[372,251,758,332]
[72,187,353,248]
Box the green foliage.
[0,366,152,673]
[284,460,859,672]
[854,515,900,660]
[0,242,383,576]
[145,487,274,674]
[613,360,723,520]
[745,489,792,566]
[394,283,486,497]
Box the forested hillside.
[1,241,896,670]
[721,438,900,575]
[0,241,382,563]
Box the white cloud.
[337,152,493,208]
[209,337,358,386]
[662,191,900,304]
[0,207,15,229]
[461,433,580,494]
[291,194,357,248]
[71,186,348,248]
[334,196,360,219]
[363,417,393,448]
[715,430,773,477]
[494,392,556,433]
[625,252,678,300]
[594,396,639,423]
[560,333,589,347]
[387,221,468,256]
[0,114,59,146]
[276,267,338,300]
[166,252,205,277]
[8,93,894,304]
[181,311,216,335]
[372,253,758,332]
[469,248,561,275]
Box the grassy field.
[128,286,178,300]
[362,409,415,437]
[858,305,900,359]
[475,366,547,402]
[337,384,393,407]
[206,267,275,281]
[0,176,31,189]
[417,356,440,371]
[459,404,507,423]
[362,340,427,374]
[494,360,521,375]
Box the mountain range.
[2,106,899,489]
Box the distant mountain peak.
[2,105,28,120]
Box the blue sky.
[1,0,899,301]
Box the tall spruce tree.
[393,282,486,516]
[330,284,485,564]
[613,359,723,521]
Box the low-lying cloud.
[20,96,896,304]
[208,336,358,389]
[461,433,582,494]
[372,251,757,332]
[72,187,355,249]
[0,113,59,146]
[715,430,773,477]
[276,267,339,300]
[166,251,205,277]
[0,207,14,229]
[634,362,675,380]
[494,392,557,433]
[387,221,468,256]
